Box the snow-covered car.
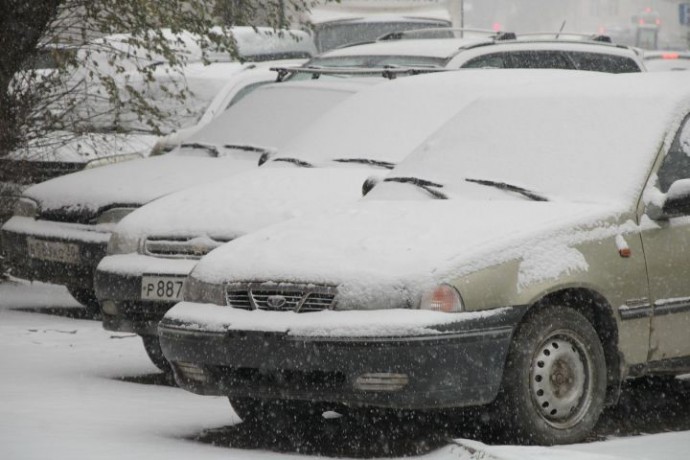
[94,70,579,370]
[297,31,645,73]
[159,71,690,445]
[643,51,690,72]
[0,79,360,315]
[0,27,316,223]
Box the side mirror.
[648,179,690,220]
[362,176,381,196]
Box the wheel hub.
[529,335,591,428]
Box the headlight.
[184,275,225,304]
[420,284,464,313]
[96,207,137,225]
[14,197,39,218]
[106,232,140,255]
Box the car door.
[640,115,690,363]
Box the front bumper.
[1,216,110,287]
[159,305,525,410]
[95,254,197,334]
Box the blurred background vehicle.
[643,50,690,71]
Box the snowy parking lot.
[1,279,690,460]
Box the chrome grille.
[144,236,230,259]
[225,283,337,312]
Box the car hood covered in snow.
[24,156,258,221]
[112,167,376,242]
[189,199,621,309]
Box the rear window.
[568,52,641,73]
[462,51,572,70]
[461,50,641,73]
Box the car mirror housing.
[648,179,690,220]
[258,151,274,166]
[362,175,382,196]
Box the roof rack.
[516,33,613,43]
[377,27,516,41]
[270,66,448,82]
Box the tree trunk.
[0,0,61,157]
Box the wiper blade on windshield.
[223,144,272,155]
[271,157,314,168]
[465,178,548,202]
[333,158,395,169]
[384,176,447,199]
[180,142,219,157]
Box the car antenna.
[555,20,567,39]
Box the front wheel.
[229,397,322,425]
[141,335,171,373]
[498,306,607,445]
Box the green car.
[159,70,690,445]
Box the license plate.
[26,237,80,264]
[141,276,186,301]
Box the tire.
[66,286,101,318]
[497,306,607,445]
[229,397,320,425]
[141,335,172,373]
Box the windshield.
[366,87,675,206]
[171,83,359,158]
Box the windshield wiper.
[333,158,395,169]
[465,178,548,202]
[384,176,447,199]
[180,142,220,157]
[223,144,272,156]
[271,157,314,168]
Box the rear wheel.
[497,306,607,445]
[141,335,171,373]
[66,286,101,318]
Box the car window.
[224,81,273,110]
[568,52,642,73]
[657,115,690,192]
[503,51,573,69]
[313,21,448,52]
[461,53,507,69]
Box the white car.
[299,31,645,73]
[159,71,690,445]
[1,79,360,315]
[93,69,606,371]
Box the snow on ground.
[1,279,689,459]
